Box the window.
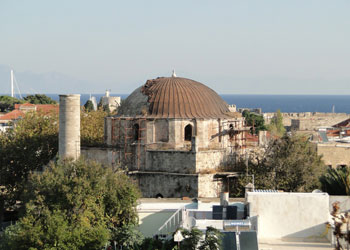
[184,124,193,141]
[133,124,139,141]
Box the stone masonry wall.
[264,112,350,127]
[134,174,198,198]
[195,150,227,173]
[81,147,113,166]
[198,174,223,198]
[146,150,196,173]
[264,112,350,131]
[317,143,350,167]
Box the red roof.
[15,103,59,113]
[0,104,58,121]
[14,103,35,109]
[35,104,59,113]
[0,110,25,121]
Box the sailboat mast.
[10,70,14,98]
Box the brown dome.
[117,77,230,119]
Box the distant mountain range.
[0,65,98,95]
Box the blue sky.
[0,1,349,94]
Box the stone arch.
[184,124,193,141]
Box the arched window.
[133,124,139,141]
[184,124,193,141]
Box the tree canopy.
[0,95,25,111]
[1,158,140,250]
[242,110,266,135]
[320,166,350,195]
[84,100,94,112]
[0,108,107,223]
[267,109,286,137]
[23,94,57,104]
[230,134,326,196]
[0,110,59,222]
[80,108,107,146]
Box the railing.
[153,207,184,240]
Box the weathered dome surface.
[117,77,230,119]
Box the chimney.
[59,94,80,160]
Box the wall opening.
[229,124,235,139]
[155,193,163,199]
[337,164,347,169]
[184,124,193,141]
[133,124,139,141]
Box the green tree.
[84,100,94,112]
[23,94,57,104]
[180,227,203,250]
[229,134,325,196]
[0,95,25,111]
[81,108,107,146]
[242,110,266,135]
[266,134,325,191]
[0,111,58,223]
[0,108,107,223]
[320,166,350,195]
[198,226,223,250]
[97,98,111,114]
[139,237,176,250]
[267,109,286,137]
[1,158,140,250]
[111,224,144,250]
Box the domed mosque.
[105,72,248,198]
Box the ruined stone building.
[102,75,248,198]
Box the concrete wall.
[247,192,330,241]
[317,143,350,168]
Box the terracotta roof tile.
[0,110,25,121]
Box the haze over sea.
[40,94,350,114]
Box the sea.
[9,94,350,114]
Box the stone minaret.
[59,94,80,160]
